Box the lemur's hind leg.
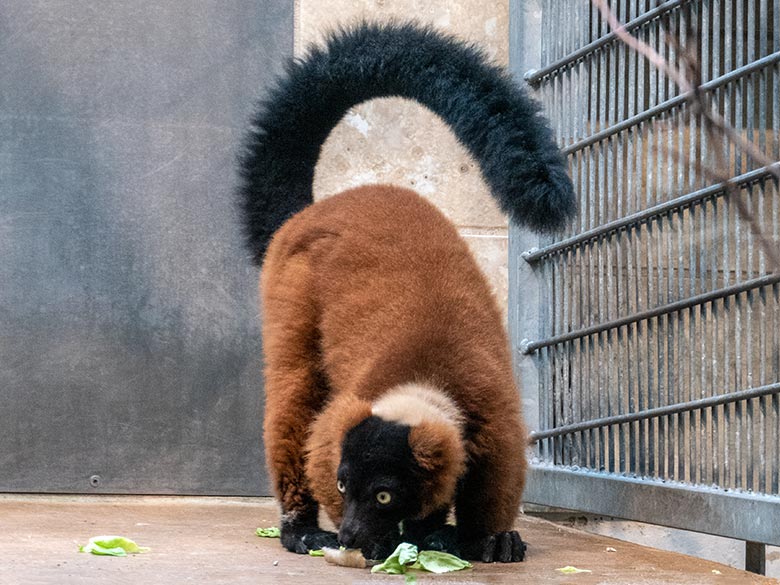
[261,251,337,554]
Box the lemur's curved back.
[239,21,576,265]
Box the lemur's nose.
[338,526,357,548]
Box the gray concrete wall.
[0,0,293,495]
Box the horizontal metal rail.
[530,382,780,442]
[520,273,780,354]
[524,467,780,546]
[524,0,690,86]
[561,51,780,156]
[522,164,780,263]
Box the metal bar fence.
[510,0,780,552]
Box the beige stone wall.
[295,0,511,315]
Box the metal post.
[745,541,766,575]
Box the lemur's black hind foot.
[460,530,526,563]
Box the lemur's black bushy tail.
[240,21,576,265]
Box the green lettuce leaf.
[78,535,150,556]
[414,550,472,573]
[371,542,471,575]
[556,566,592,574]
[255,527,281,538]
[371,543,418,574]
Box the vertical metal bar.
[660,11,675,481]
[641,9,655,479]
[690,196,703,485]
[616,233,626,473]
[586,116,598,467]
[588,6,599,235]
[599,9,615,469]
[725,294,734,490]
[607,240,617,473]
[707,0,723,492]
[574,161,585,467]
[701,203,728,485]
[759,283,768,494]
[627,228,638,476]
[575,152,587,466]
[774,5,780,164]
[596,232,606,471]
[757,9,768,167]
[567,249,580,467]
[744,24,758,489]
[669,213,678,480]
[721,0,734,491]
[773,173,780,496]
[587,333,596,470]
[725,0,735,179]
[638,212,649,475]
[734,206,745,491]
[614,11,628,471]
[657,219,667,479]
[508,0,545,461]
[562,251,572,466]
[551,262,562,465]
[647,167,658,481]
[769,282,780,494]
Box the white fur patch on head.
[371,382,463,430]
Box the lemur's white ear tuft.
[372,382,464,429]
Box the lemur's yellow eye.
[376,491,392,505]
[337,480,346,493]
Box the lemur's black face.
[337,416,424,559]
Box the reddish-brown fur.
[407,420,466,516]
[261,184,527,537]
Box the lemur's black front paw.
[360,531,402,561]
[421,525,460,555]
[460,530,526,563]
[280,525,339,554]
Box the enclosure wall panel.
[0,1,293,495]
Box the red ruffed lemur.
[239,22,575,563]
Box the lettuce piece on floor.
[371,543,419,574]
[255,527,281,538]
[309,549,325,557]
[79,535,150,556]
[372,543,471,575]
[556,566,592,574]
[415,550,472,573]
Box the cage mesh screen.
[524,0,779,496]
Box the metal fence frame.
[509,0,780,567]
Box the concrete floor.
[0,495,775,585]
